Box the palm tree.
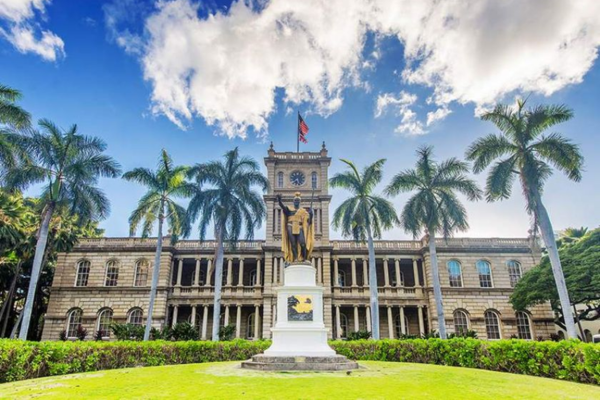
[187,148,268,341]
[123,150,193,341]
[5,119,121,340]
[329,159,399,340]
[557,226,588,248]
[0,84,31,178]
[465,99,583,339]
[385,147,481,339]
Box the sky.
[1,0,599,240]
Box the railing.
[272,152,324,160]
[331,237,532,250]
[331,241,421,250]
[170,286,262,298]
[76,238,264,250]
[333,286,421,298]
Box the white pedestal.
[264,263,336,357]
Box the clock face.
[290,170,306,186]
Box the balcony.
[170,286,263,299]
[332,286,422,299]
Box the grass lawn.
[0,361,597,399]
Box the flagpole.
[297,111,300,153]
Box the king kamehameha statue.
[277,192,314,263]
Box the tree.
[556,226,588,249]
[123,150,193,341]
[511,227,600,335]
[0,84,31,179]
[385,146,481,339]
[5,120,121,340]
[329,159,399,340]
[465,100,584,339]
[187,148,268,341]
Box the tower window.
[277,172,284,188]
[311,172,318,189]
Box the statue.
[277,192,314,263]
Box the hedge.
[0,338,598,384]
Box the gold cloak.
[281,207,314,262]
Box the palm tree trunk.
[531,189,577,339]
[211,224,225,341]
[0,261,20,337]
[366,224,380,340]
[143,200,165,341]
[18,203,55,340]
[428,230,447,339]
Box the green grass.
[0,361,597,399]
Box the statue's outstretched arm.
[276,194,290,216]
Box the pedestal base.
[265,326,335,357]
[241,355,358,371]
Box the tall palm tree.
[329,159,399,340]
[5,119,121,340]
[557,226,588,248]
[465,99,583,339]
[187,148,268,341]
[123,150,193,341]
[385,147,481,339]
[0,84,31,178]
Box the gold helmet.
[294,191,302,200]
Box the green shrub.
[347,330,371,341]
[150,326,173,341]
[219,324,236,341]
[172,323,198,341]
[110,323,144,341]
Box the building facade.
[42,144,555,341]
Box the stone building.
[42,144,555,341]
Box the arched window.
[476,260,493,288]
[584,329,593,343]
[277,172,284,188]
[66,308,83,339]
[394,314,410,337]
[337,270,346,287]
[247,313,256,339]
[340,314,348,338]
[507,260,522,287]
[311,172,318,189]
[97,308,113,338]
[105,259,119,287]
[134,259,149,287]
[484,310,501,339]
[516,311,532,340]
[447,260,463,287]
[127,308,143,326]
[75,260,91,287]
[453,310,469,335]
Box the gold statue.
[277,192,314,263]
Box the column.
[383,258,390,287]
[333,258,339,287]
[351,258,357,287]
[366,306,372,332]
[226,258,233,286]
[224,305,230,326]
[272,304,277,327]
[400,306,406,335]
[387,306,394,339]
[191,305,197,327]
[317,257,322,285]
[205,259,213,286]
[172,305,178,327]
[273,257,278,284]
[413,258,421,287]
[394,259,401,287]
[335,305,342,339]
[418,306,425,336]
[201,305,209,340]
[254,305,260,340]
[279,257,284,285]
[176,259,183,286]
[353,306,359,332]
[194,259,201,286]
[237,258,244,287]
[362,259,369,286]
[255,259,262,286]
[236,305,242,338]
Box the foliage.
[218,324,235,341]
[448,329,478,339]
[0,84,31,176]
[171,322,198,341]
[110,323,144,341]
[150,326,173,341]
[556,226,588,249]
[511,227,600,330]
[76,326,88,341]
[346,330,372,341]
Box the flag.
[298,113,309,143]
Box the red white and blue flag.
[298,113,309,144]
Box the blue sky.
[1,0,599,240]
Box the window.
[584,330,593,343]
[453,310,469,335]
[311,172,318,189]
[392,271,404,287]
[75,260,90,287]
[105,260,119,287]
[339,314,348,338]
[97,308,113,338]
[127,308,143,326]
[134,259,149,287]
[247,313,256,339]
[507,260,522,287]
[476,260,493,288]
[66,308,83,339]
[516,311,532,340]
[394,314,410,337]
[484,310,501,339]
[277,172,284,188]
[337,270,346,287]
[250,269,258,286]
[447,260,463,287]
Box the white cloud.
[374,91,424,135]
[123,0,600,138]
[0,0,64,61]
